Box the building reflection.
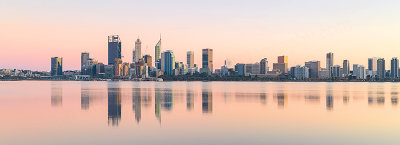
[326,85,333,111]
[155,88,161,123]
[51,83,62,107]
[274,91,287,109]
[202,84,212,114]
[132,88,141,123]
[391,86,398,106]
[343,86,349,104]
[368,85,385,106]
[162,88,174,111]
[108,86,121,126]
[81,84,91,110]
[186,87,194,111]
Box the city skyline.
[2,0,400,71]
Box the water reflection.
[202,84,212,114]
[133,88,141,123]
[326,85,333,111]
[51,82,62,107]
[108,86,121,126]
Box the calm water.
[1,81,400,145]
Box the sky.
[1,0,400,71]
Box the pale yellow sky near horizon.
[1,0,400,71]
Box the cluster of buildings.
[49,35,214,80]
[2,34,397,81]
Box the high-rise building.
[108,35,121,65]
[81,52,89,67]
[143,55,152,67]
[377,58,385,80]
[391,57,399,79]
[353,64,366,79]
[305,61,321,78]
[113,58,123,77]
[155,37,161,68]
[273,56,288,74]
[135,38,142,62]
[132,51,136,63]
[330,65,341,79]
[187,51,194,68]
[51,57,63,76]
[326,52,334,71]
[343,60,350,77]
[161,50,175,75]
[260,58,269,74]
[202,48,213,73]
[293,65,309,80]
[278,56,288,64]
[368,57,378,77]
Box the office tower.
[187,51,194,68]
[108,35,121,65]
[273,56,288,74]
[155,37,161,69]
[132,51,136,63]
[305,61,321,78]
[161,50,175,75]
[51,57,63,76]
[353,64,366,79]
[278,56,288,64]
[391,57,399,79]
[235,63,246,76]
[326,52,334,71]
[368,57,378,77]
[343,60,350,77]
[114,58,123,77]
[224,59,232,68]
[377,58,385,80]
[202,48,213,73]
[260,58,269,74]
[143,55,153,67]
[135,38,142,62]
[81,52,89,67]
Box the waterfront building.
[235,63,246,76]
[326,52,334,72]
[391,57,399,79]
[319,69,330,79]
[108,35,121,65]
[293,65,309,80]
[330,65,341,79]
[377,58,385,80]
[155,37,161,69]
[135,38,142,63]
[273,56,288,74]
[51,57,63,76]
[202,48,213,73]
[161,50,175,75]
[143,55,152,67]
[187,51,194,68]
[368,57,378,77]
[260,58,269,74]
[305,61,321,78]
[353,64,366,79]
[343,60,350,77]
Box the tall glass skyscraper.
[108,35,121,65]
[326,52,334,71]
[51,57,63,76]
[161,50,175,75]
[391,57,399,79]
[187,51,194,68]
[202,48,213,73]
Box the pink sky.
[1,1,400,71]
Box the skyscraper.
[377,58,385,80]
[368,57,378,77]
[343,60,350,77]
[260,58,269,74]
[161,50,175,75]
[51,57,63,76]
[155,36,161,61]
[81,52,89,67]
[187,51,194,68]
[305,61,321,78]
[132,50,136,63]
[273,56,288,74]
[135,38,142,62]
[108,35,121,65]
[143,55,152,67]
[391,57,399,79]
[326,52,334,71]
[202,48,213,73]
